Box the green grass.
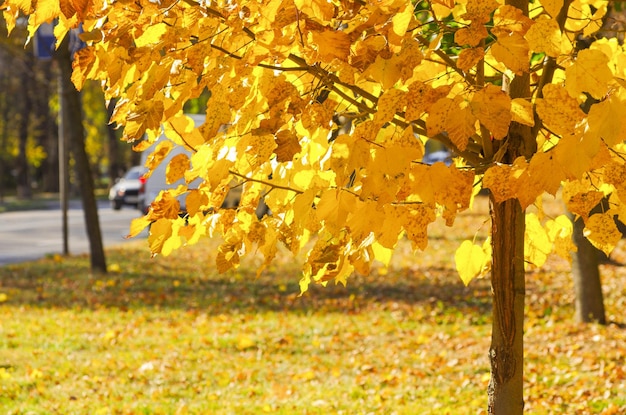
[0,191,109,213]
[1,197,625,414]
[0,194,57,212]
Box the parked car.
[108,166,147,210]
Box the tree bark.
[570,213,606,324]
[488,197,526,414]
[488,2,530,413]
[106,98,124,184]
[16,58,33,199]
[37,61,59,193]
[56,34,107,273]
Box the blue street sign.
[34,22,55,60]
[34,22,86,60]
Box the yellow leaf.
[455,22,488,47]
[455,240,488,286]
[124,99,165,142]
[72,47,97,91]
[584,213,621,256]
[554,131,599,180]
[371,242,393,267]
[483,163,518,203]
[274,130,301,162]
[542,0,564,18]
[216,236,242,273]
[492,5,533,36]
[510,98,534,126]
[457,47,485,72]
[127,216,152,238]
[524,212,551,267]
[397,39,423,81]
[31,0,61,26]
[374,88,406,126]
[135,23,167,47]
[525,18,563,57]
[392,3,414,37]
[364,54,403,90]
[490,32,529,75]
[29,368,44,379]
[470,84,511,139]
[144,141,173,175]
[185,189,208,217]
[603,161,626,196]
[0,293,7,303]
[585,97,626,148]
[526,151,563,196]
[369,144,419,180]
[316,189,357,234]
[431,0,454,19]
[535,84,585,136]
[400,205,436,251]
[236,335,256,350]
[311,30,352,62]
[148,218,173,255]
[562,180,604,220]
[162,220,183,257]
[565,49,613,100]
[545,214,575,260]
[150,191,182,220]
[510,157,544,210]
[405,82,450,121]
[426,96,476,151]
[377,205,404,249]
[294,0,334,20]
[464,0,499,23]
[164,114,204,149]
[200,99,231,142]
[166,153,190,185]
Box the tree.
[567,3,626,326]
[56,33,107,273]
[4,0,624,413]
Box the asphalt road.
[0,201,148,266]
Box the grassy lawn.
[0,191,110,213]
[0,194,59,213]
[1,196,625,414]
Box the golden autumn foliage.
[3,0,625,288]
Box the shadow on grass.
[0,244,493,321]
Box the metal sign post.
[35,22,69,254]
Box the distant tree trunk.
[564,6,617,325]
[38,62,59,193]
[16,60,32,199]
[106,98,123,183]
[570,213,607,324]
[0,69,8,203]
[56,34,107,273]
[565,89,607,325]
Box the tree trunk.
[16,60,33,199]
[488,197,525,414]
[38,61,59,193]
[570,213,606,324]
[106,98,123,183]
[488,2,531,413]
[56,34,107,273]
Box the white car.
[108,166,147,210]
